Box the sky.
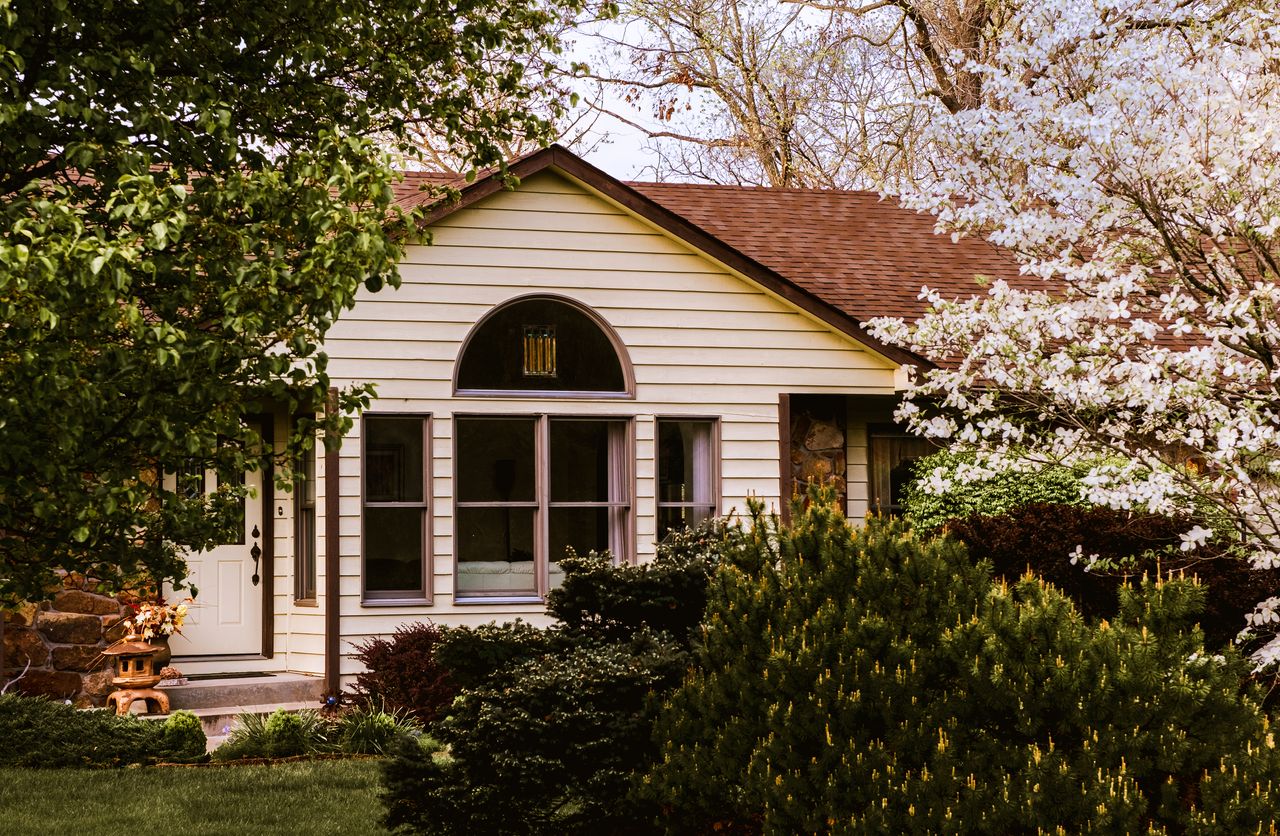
[552,21,660,182]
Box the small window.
[455,415,632,599]
[656,419,719,539]
[456,297,630,395]
[868,429,935,514]
[363,415,430,600]
[294,439,317,603]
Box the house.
[161,145,1021,695]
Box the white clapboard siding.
[301,170,900,676]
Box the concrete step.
[164,672,324,711]
[134,673,325,752]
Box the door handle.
[250,525,262,586]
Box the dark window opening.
[457,298,626,393]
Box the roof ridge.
[628,180,889,200]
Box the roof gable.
[402,146,1021,369]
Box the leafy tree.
[902,449,1088,532]
[864,0,1280,662]
[0,0,584,603]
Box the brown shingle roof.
[629,182,1026,323]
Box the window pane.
[365,417,424,503]
[295,442,317,601]
[295,507,316,600]
[549,507,610,584]
[870,435,935,511]
[456,298,626,392]
[549,420,612,502]
[658,420,713,504]
[456,507,536,595]
[456,418,536,503]
[364,506,423,592]
[657,506,714,541]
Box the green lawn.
[0,759,387,835]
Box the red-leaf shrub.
[351,622,454,724]
[947,503,1280,648]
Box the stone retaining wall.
[2,585,132,707]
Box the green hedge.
[902,450,1086,532]
[0,694,205,767]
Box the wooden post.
[323,388,342,701]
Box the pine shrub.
[647,490,1280,834]
[905,453,1280,648]
[947,503,1280,648]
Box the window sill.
[293,598,319,608]
[360,597,432,608]
[453,596,545,606]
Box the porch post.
[323,388,342,700]
[778,393,791,525]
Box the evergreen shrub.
[546,519,726,645]
[351,621,455,723]
[383,632,686,835]
[380,516,732,835]
[159,709,207,761]
[432,619,560,692]
[646,490,1280,834]
[0,694,206,766]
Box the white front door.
[167,466,266,658]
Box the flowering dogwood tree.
[865,0,1280,660]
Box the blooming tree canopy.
[865,0,1280,659]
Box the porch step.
[163,672,324,711]
[158,673,325,752]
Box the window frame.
[293,431,318,605]
[654,416,721,541]
[452,294,637,400]
[360,413,433,605]
[453,413,634,603]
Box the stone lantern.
[102,637,170,716]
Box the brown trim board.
[778,393,792,526]
[257,413,275,659]
[323,388,342,700]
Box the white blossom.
[866,0,1280,664]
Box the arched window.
[455,295,632,396]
